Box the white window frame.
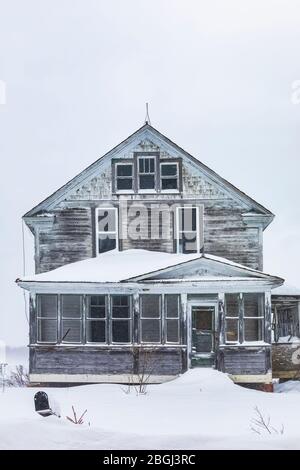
[140,294,162,344]
[110,295,132,344]
[86,295,107,344]
[36,294,58,344]
[115,162,134,193]
[225,293,240,345]
[164,294,180,344]
[176,206,201,253]
[243,293,265,342]
[160,162,179,193]
[138,155,156,192]
[61,294,83,344]
[95,207,119,255]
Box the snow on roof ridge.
[16,249,279,285]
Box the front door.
[191,306,215,367]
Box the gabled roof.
[24,123,274,219]
[16,249,283,285]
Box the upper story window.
[115,163,133,191]
[160,162,179,191]
[138,156,156,190]
[96,207,118,254]
[176,206,201,253]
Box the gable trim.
[122,254,283,283]
[23,123,274,220]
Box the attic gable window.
[115,163,133,191]
[160,162,179,191]
[138,156,156,190]
[96,207,118,254]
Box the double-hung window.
[86,295,106,343]
[111,295,132,343]
[160,162,179,191]
[225,294,240,343]
[225,293,265,344]
[165,294,180,343]
[138,156,156,190]
[37,294,58,343]
[176,206,201,253]
[244,293,264,342]
[61,294,82,343]
[96,207,118,254]
[140,294,161,343]
[115,163,133,191]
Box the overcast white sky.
[0,0,300,345]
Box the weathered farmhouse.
[16,123,300,389]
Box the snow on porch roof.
[17,249,278,285]
[272,283,300,296]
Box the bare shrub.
[250,406,284,435]
[5,365,29,387]
[66,406,88,425]
[121,345,157,395]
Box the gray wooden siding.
[37,208,93,273]
[203,200,262,270]
[30,346,185,376]
[33,200,262,272]
[218,346,271,375]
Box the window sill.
[115,190,135,194]
[160,190,180,194]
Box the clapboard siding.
[34,199,262,272]
[30,347,184,376]
[37,208,93,273]
[218,347,270,375]
[203,201,262,270]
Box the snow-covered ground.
[0,369,300,450]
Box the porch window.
[225,293,265,344]
[96,207,118,254]
[225,294,239,343]
[111,295,131,343]
[37,294,58,343]
[115,163,133,191]
[244,293,264,342]
[140,294,161,343]
[160,162,179,191]
[61,295,82,343]
[176,206,201,253]
[165,294,180,343]
[86,295,106,343]
[138,156,156,190]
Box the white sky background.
[0,0,299,345]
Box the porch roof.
[16,249,284,286]
[272,283,300,297]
